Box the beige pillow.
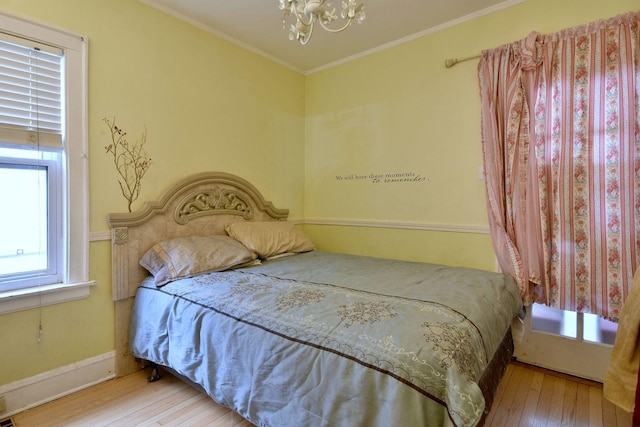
[225,221,314,259]
[140,235,258,286]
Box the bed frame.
[109,171,515,426]
[108,171,289,377]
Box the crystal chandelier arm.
[317,1,364,33]
[317,15,353,33]
[279,0,314,27]
[291,3,314,27]
[296,20,314,45]
[280,0,314,44]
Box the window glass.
[532,302,617,345]
[0,147,61,291]
[532,303,577,339]
[0,164,48,275]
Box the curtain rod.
[444,54,480,68]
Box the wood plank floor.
[486,361,632,427]
[9,361,633,427]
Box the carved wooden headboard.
[108,171,289,376]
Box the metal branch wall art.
[104,117,152,212]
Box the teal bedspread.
[130,251,521,427]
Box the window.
[0,11,90,312]
[531,303,617,345]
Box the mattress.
[130,250,522,427]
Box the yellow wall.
[304,0,638,267]
[0,0,636,388]
[0,0,305,385]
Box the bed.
[108,171,522,427]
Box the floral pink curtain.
[478,34,546,307]
[478,11,640,320]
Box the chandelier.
[279,0,366,45]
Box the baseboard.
[0,351,116,418]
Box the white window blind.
[0,33,63,149]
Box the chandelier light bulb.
[279,0,365,45]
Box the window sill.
[0,280,96,315]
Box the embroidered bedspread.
[130,251,521,427]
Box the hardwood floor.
[9,361,633,427]
[12,370,252,427]
[486,361,632,427]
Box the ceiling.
[139,0,522,73]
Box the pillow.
[140,235,258,286]
[225,221,314,259]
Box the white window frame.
[0,11,93,314]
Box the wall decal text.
[335,172,427,184]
